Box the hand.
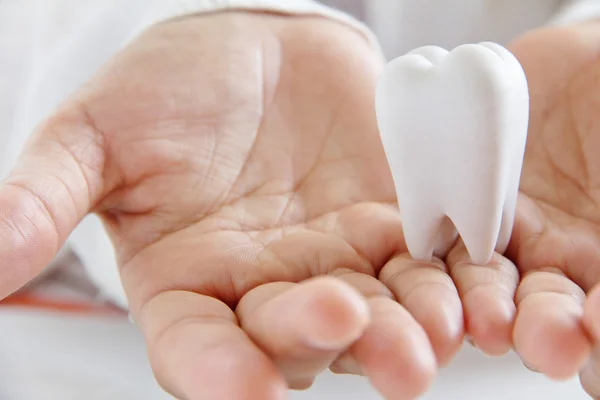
[0,12,465,399]
[445,22,600,389]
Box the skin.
[0,13,449,400]
[509,23,600,392]
[448,20,600,392]
[0,9,600,400]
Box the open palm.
[507,23,600,392]
[0,13,467,400]
[442,22,600,390]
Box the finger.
[580,347,600,399]
[326,270,440,399]
[348,297,437,400]
[327,204,462,367]
[329,270,394,376]
[581,285,600,398]
[379,253,464,366]
[0,108,107,297]
[514,270,591,380]
[446,242,519,356]
[584,283,600,343]
[236,276,370,388]
[138,290,287,400]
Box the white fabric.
[336,0,600,58]
[551,0,600,25]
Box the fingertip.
[464,288,516,356]
[380,254,464,367]
[580,349,600,399]
[237,277,370,386]
[299,276,371,349]
[354,297,437,400]
[447,246,518,358]
[407,289,464,366]
[515,293,591,380]
[288,377,316,391]
[240,277,370,352]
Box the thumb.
[0,107,107,298]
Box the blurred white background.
[0,310,589,399]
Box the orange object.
[0,293,126,316]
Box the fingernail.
[465,334,478,349]
[522,361,540,373]
[289,378,315,391]
[331,355,364,376]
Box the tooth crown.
[376,42,529,265]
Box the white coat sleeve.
[59,0,380,310]
[149,0,379,50]
[549,0,600,25]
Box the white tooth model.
[375,42,529,265]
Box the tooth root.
[400,205,447,261]
[496,202,515,256]
[495,165,521,255]
[399,200,459,261]
[433,217,459,259]
[447,178,505,265]
[496,151,526,254]
[452,213,502,266]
